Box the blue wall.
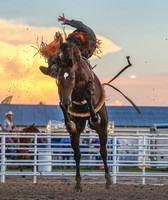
[1,104,168,127]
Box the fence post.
[33,134,37,184]
[112,136,117,184]
[1,135,6,183]
[142,135,146,184]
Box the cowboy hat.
[5,111,14,116]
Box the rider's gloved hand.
[58,13,67,24]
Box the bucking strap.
[68,87,106,117]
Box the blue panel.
[0,105,168,127]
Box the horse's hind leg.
[98,131,112,189]
[18,156,25,177]
[90,104,112,189]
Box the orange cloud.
[0,19,121,104]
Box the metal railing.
[1,132,168,184]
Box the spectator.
[1,111,17,155]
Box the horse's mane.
[40,32,63,59]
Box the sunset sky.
[0,0,168,106]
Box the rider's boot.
[39,64,59,78]
[39,66,49,75]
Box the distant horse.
[15,124,45,172]
[55,42,112,191]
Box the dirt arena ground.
[1,176,168,200]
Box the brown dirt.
[0,176,168,200]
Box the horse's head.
[57,42,92,109]
[56,42,83,109]
[56,65,75,109]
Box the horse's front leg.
[60,103,76,133]
[70,133,82,192]
[84,82,101,125]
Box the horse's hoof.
[105,182,111,190]
[105,179,112,189]
[74,185,82,192]
[75,176,82,192]
[89,114,101,126]
[66,121,76,133]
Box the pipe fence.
[1,132,168,184]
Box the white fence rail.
[1,132,168,184]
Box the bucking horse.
[56,42,112,191]
[39,32,140,191]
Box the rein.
[102,56,141,114]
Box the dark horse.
[15,124,45,172]
[54,42,113,191]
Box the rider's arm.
[58,14,96,38]
[65,19,96,38]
